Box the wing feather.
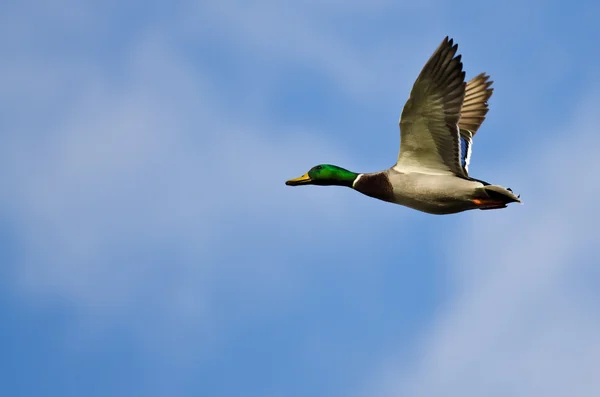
[395,37,467,177]
[458,73,494,174]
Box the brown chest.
[353,172,395,203]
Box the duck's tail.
[474,185,522,210]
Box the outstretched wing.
[395,37,466,177]
[458,73,493,174]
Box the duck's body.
[286,37,521,215]
[354,171,512,215]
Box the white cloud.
[0,13,393,345]
[1,0,451,329]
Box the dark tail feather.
[481,185,522,204]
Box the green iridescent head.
[285,164,358,187]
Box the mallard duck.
[286,36,521,215]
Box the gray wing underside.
[395,36,467,177]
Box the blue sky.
[1,1,600,396]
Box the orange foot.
[472,199,507,210]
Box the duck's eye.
[315,165,323,170]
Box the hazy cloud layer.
[1,1,599,396]
[369,89,600,397]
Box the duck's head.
[285,164,358,187]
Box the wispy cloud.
[2,1,600,396]
[0,2,405,344]
[368,88,600,397]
